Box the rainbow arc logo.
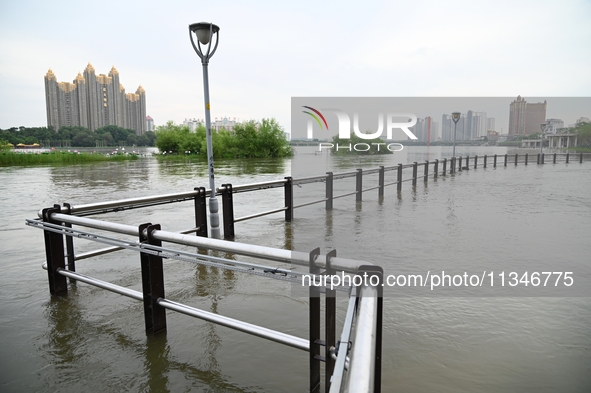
[302,106,329,131]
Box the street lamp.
[189,22,221,238]
[540,122,546,154]
[451,112,461,170]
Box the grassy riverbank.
[0,150,140,166]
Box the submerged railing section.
[27,199,383,392]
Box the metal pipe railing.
[157,298,309,351]
[75,227,199,261]
[234,207,287,223]
[52,189,205,215]
[57,268,143,300]
[221,179,286,193]
[45,212,366,273]
[345,285,379,393]
[55,268,309,351]
[329,294,358,393]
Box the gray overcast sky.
[1,0,590,132]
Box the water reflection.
[40,272,257,393]
[157,157,288,178]
[49,160,150,192]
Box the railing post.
[378,166,385,198]
[326,172,334,210]
[465,156,469,170]
[537,153,541,165]
[493,154,497,168]
[412,162,418,187]
[139,223,167,334]
[424,160,429,182]
[397,164,403,192]
[580,153,584,163]
[434,159,439,179]
[484,154,487,168]
[525,153,528,165]
[42,205,68,296]
[553,153,557,164]
[450,157,454,174]
[541,153,545,164]
[309,248,321,393]
[284,177,293,222]
[504,154,508,167]
[325,250,337,393]
[221,184,235,239]
[62,203,76,283]
[356,169,363,202]
[194,187,207,237]
[474,155,478,169]
[566,152,570,163]
[514,153,518,166]
[458,156,463,171]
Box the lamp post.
[189,22,221,238]
[451,112,461,171]
[540,122,546,154]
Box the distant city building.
[409,117,439,142]
[508,96,547,138]
[544,118,564,134]
[466,111,490,139]
[576,117,590,125]
[183,116,239,132]
[44,63,146,135]
[486,118,496,133]
[183,118,204,132]
[441,113,467,141]
[212,117,238,132]
[146,115,154,132]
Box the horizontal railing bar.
[383,181,399,187]
[56,268,309,351]
[222,179,287,193]
[46,213,366,273]
[234,207,287,223]
[157,298,310,352]
[57,190,209,215]
[333,174,356,180]
[57,268,143,300]
[333,170,359,177]
[362,169,381,175]
[362,186,380,192]
[293,198,328,209]
[75,227,199,261]
[76,245,123,260]
[293,175,327,184]
[333,191,358,200]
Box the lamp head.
[452,112,461,124]
[189,22,220,45]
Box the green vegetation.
[330,132,393,155]
[0,125,156,147]
[573,122,591,147]
[154,119,292,159]
[0,150,139,166]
